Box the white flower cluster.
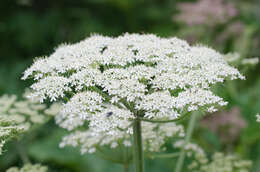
[224,52,259,67]
[23,33,242,119]
[7,164,48,172]
[0,117,24,155]
[174,142,251,172]
[193,153,252,172]
[0,91,60,154]
[242,58,259,65]
[174,140,205,158]
[256,113,260,122]
[22,34,243,153]
[56,91,133,135]
[60,121,184,154]
[0,91,60,131]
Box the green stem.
[133,119,144,172]
[174,112,198,172]
[148,153,180,159]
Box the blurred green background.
[0,0,260,171]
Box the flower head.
[22,33,243,147]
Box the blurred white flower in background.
[0,90,61,154]
[256,113,260,122]
[0,90,60,131]
[0,116,24,155]
[174,141,252,172]
[6,163,48,172]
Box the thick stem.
[133,119,144,172]
[174,112,198,172]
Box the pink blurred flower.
[176,0,238,26]
[200,107,247,144]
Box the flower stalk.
[133,119,144,172]
[174,112,198,172]
[148,153,180,159]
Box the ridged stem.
[133,119,144,172]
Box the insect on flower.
[106,111,113,118]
